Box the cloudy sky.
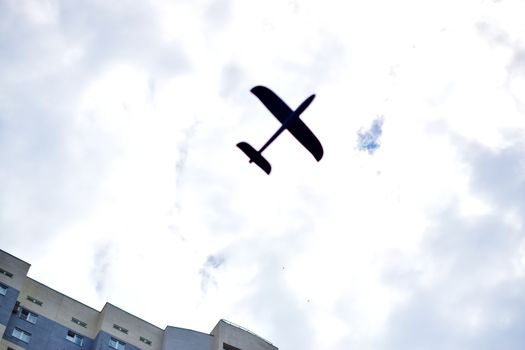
[2,0,525,349]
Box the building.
[0,249,277,350]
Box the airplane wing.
[251,86,324,161]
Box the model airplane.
[237,86,323,174]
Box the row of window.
[12,326,127,349]
[15,308,85,345]
[113,323,152,346]
[0,286,45,304]
[71,316,151,346]
[3,292,45,305]
[12,307,132,349]
[3,292,152,348]
[17,307,89,330]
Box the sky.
[1,0,525,349]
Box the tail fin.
[237,142,272,174]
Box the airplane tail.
[236,142,272,175]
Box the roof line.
[220,319,274,346]
[26,277,100,312]
[25,279,164,330]
[103,302,163,331]
[0,249,31,267]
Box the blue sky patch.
[357,116,384,154]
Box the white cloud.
[1,0,525,349]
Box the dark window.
[113,324,128,334]
[71,317,87,328]
[0,268,13,278]
[26,295,43,306]
[140,336,152,345]
[66,330,84,346]
[224,343,242,350]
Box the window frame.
[0,283,7,296]
[140,336,152,345]
[66,329,84,346]
[19,308,38,324]
[26,295,43,306]
[0,268,13,278]
[12,327,31,343]
[113,323,129,334]
[109,337,126,350]
[71,317,87,328]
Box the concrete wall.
[54,288,101,339]
[162,326,213,350]
[0,338,25,350]
[17,278,100,338]
[0,251,30,292]
[97,303,164,350]
[18,277,65,323]
[211,320,278,350]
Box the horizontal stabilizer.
[237,142,272,175]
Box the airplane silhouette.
[237,86,323,174]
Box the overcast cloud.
[1,1,525,350]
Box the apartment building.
[0,249,277,350]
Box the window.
[19,308,38,324]
[139,336,152,345]
[0,268,13,278]
[0,283,7,296]
[223,343,242,350]
[113,324,128,334]
[71,317,87,328]
[12,327,31,343]
[109,337,126,350]
[26,295,43,306]
[66,330,84,346]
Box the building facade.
[0,249,277,350]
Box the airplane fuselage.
[257,94,315,155]
[237,86,323,174]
